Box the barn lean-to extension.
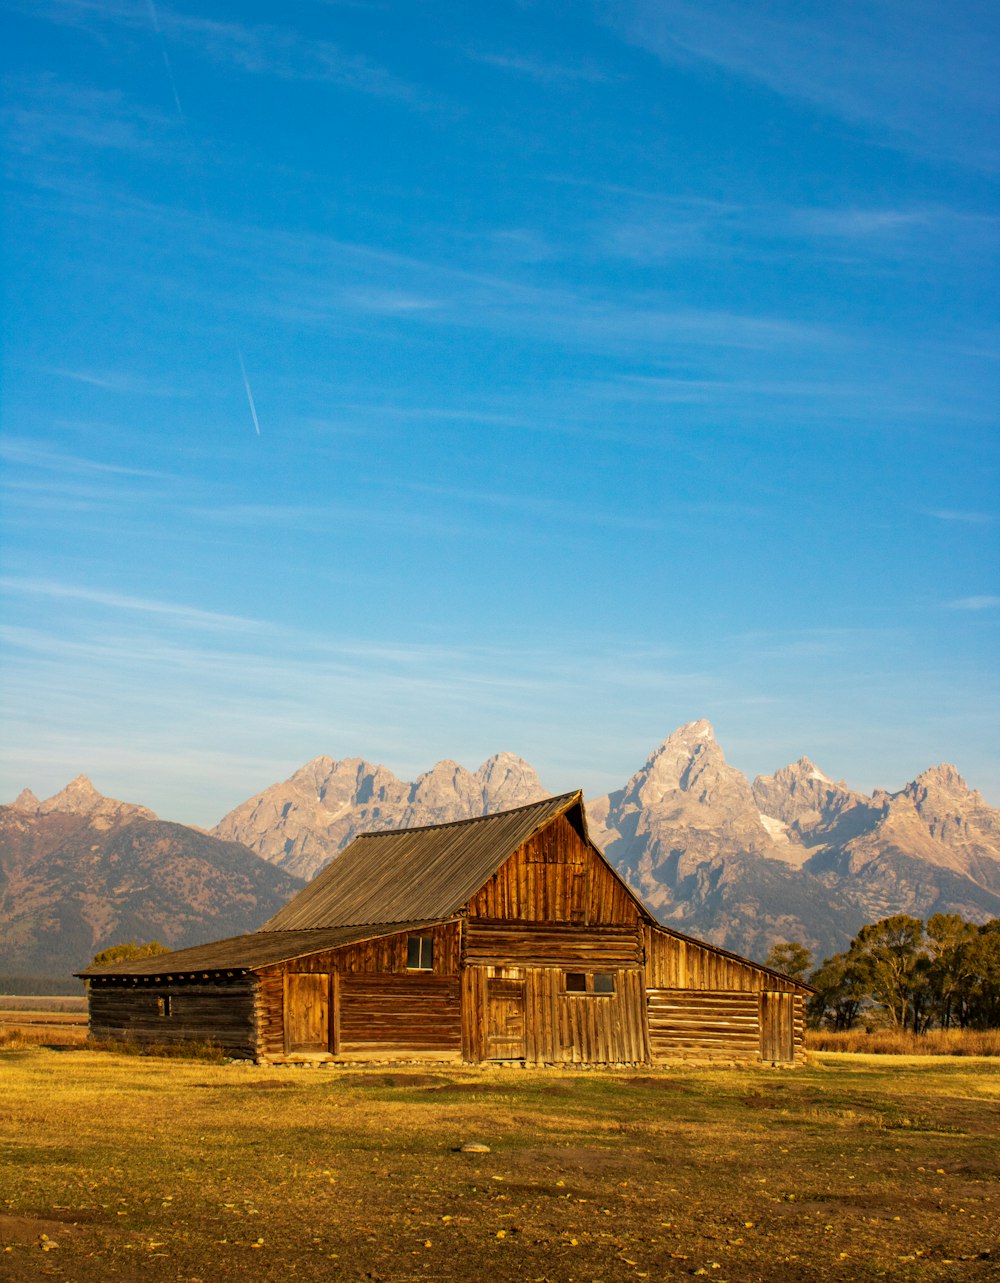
[78,791,811,1065]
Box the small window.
[156,995,172,1017]
[407,935,433,970]
[564,972,615,995]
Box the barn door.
[760,991,795,1063]
[486,976,526,1060]
[285,973,331,1055]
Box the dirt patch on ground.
[0,1213,88,1244]
[346,1072,454,1089]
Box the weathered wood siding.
[647,988,808,1062]
[460,822,648,1062]
[338,974,461,1054]
[464,920,643,967]
[463,964,648,1064]
[647,989,761,1060]
[644,926,800,992]
[760,991,806,1063]
[255,922,463,1061]
[467,814,641,925]
[87,979,257,1058]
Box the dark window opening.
[564,972,615,995]
[156,995,171,1017]
[407,935,433,970]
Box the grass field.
[1,1048,997,1282]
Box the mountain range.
[0,777,302,987]
[3,723,998,985]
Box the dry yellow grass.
[806,1028,1000,1056]
[1,1046,997,1281]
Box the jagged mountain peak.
[908,763,970,796]
[288,755,379,791]
[35,776,157,823]
[667,718,716,744]
[622,720,750,810]
[475,752,546,801]
[213,749,550,880]
[43,774,99,805]
[752,756,873,847]
[11,788,41,812]
[790,756,832,783]
[754,756,847,791]
[882,763,999,854]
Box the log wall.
[647,989,809,1062]
[647,989,761,1060]
[255,922,463,1062]
[464,920,643,967]
[87,979,257,1058]
[338,974,461,1055]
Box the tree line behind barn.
[767,915,1000,1034]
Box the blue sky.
[2,0,998,823]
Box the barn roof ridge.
[351,788,581,838]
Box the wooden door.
[760,991,795,1063]
[285,973,331,1055]
[486,977,526,1060]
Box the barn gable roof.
[261,790,607,931]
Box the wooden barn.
[79,791,811,1065]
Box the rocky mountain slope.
[589,723,1000,959]
[0,779,303,985]
[213,752,548,880]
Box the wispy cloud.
[467,50,613,85]
[0,577,271,633]
[594,191,998,265]
[343,288,442,314]
[3,75,172,157]
[163,10,419,100]
[947,595,1000,611]
[395,479,663,533]
[606,0,1000,170]
[927,509,996,525]
[21,0,421,101]
[0,438,167,480]
[167,203,829,356]
[49,367,186,396]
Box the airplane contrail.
[145,0,263,438]
[146,0,185,120]
[238,349,262,437]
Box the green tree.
[91,940,169,966]
[764,941,813,982]
[807,950,869,1030]
[925,913,979,1029]
[848,915,927,1030]
[965,920,1000,1030]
